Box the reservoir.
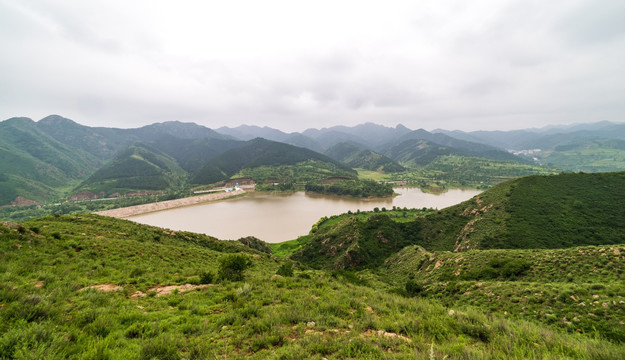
[128,187,481,243]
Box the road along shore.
[94,189,246,218]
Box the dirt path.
[94,189,247,218]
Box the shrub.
[218,254,252,282]
[199,271,214,284]
[501,259,532,279]
[276,263,294,277]
[405,280,425,297]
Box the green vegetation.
[381,244,625,342]
[291,208,433,269]
[191,138,355,185]
[305,171,625,256]
[534,138,625,172]
[270,236,310,258]
[0,190,193,222]
[75,143,187,197]
[218,254,253,281]
[0,117,102,205]
[305,179,394,198]
[325,142,405,172]
[2,214,625,358]
[232,160,356,190]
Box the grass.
[381,244,625,343]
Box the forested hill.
[0,116,238,205]
[324,142,405,172]
[292,171,625,269]
[75,143,187,197]
[190,138,356,185]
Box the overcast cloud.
[1,0,624,131]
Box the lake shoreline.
[126,188,482,243]
[94,189,248,218]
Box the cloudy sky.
[1,0,624,132]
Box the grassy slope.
[420,171,625,251]
[290,209,432,269]
[290,171,625,274]
[1,215,624,358]
[381,244,625,342]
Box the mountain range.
[2,115,625,206]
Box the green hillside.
[2,215,624,358]
[149,135,245,173]
[191,138,356,185]
[290,208,429,269]
[383,139,461,167]
[76,143,187,197]
[0,118,102,205]
[291,172,625,270]
[35,115,131,161]
[380,244,625,342]
[325,142,405,172]
[418,171,625,251]
[390,129,523,163]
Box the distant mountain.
[382,139,460,167]
[435,121,625,150]
[150,135,246,173]
[76,143,186,197]
[307,130,368,150]
[325,142,405,172]
[216,125,291,142]
[281,133,325,153]
[391,129,521,162]
[36,115,129,161]
[132,121,234,142]
[435,122,625,172]
[380,131,523,167]
[0,115,243,205]
[433,129,539,150]
[303,123,412,150]
[191,138,355,185]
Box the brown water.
[128,187,481,243]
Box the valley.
[2,116,625,358]
[2,171,625,358]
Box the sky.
[1,0,624,132]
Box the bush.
[199,271,214,284]
[501,259,532,279]
[405,280,425,297]
[218,254,252,282]
[276,263,294,277]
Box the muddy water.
[128,188,481,243]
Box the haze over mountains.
[2,114,625,206]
